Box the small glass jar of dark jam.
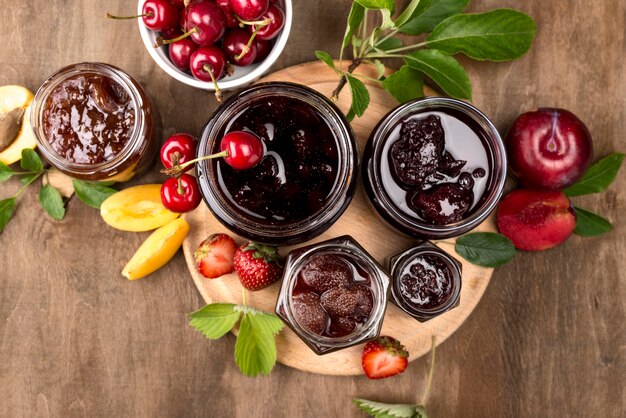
[362,97,506,239]
[197,82,358,246]
[389,241,462,322]
[31,62,157,182]
[275,236,390,355]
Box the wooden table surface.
[1,1,624,417]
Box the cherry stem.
[420,335,437,406]
[106,12,153,20]
[235,24,264,62]
[153,27,199,48]
[176,176,184,195]
[203,64,223,102]
[160,150,229,177]
[237,16,271,26]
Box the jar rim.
[30,62,149,176]
[197,82,358,245]
[363,97,507,239]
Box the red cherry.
[229,0,269,21]
[190,46,227,81]
[217,0,239,28]
[223,29,258,66]
[169,0,185,8]
[107,0,179,31]
[161,174,202,213]
[250,4,284,41]
[220,131,264,170]
[168,38,199,71]
[254,39,272,63]
[160,133,198,170]
[185,1,226,46]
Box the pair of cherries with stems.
[107,0,285,101]
[159,130,264,213]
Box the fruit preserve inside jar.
[32,62,157,182]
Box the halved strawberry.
[194,233,238,279]
[361,336,409,379]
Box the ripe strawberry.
[361,336,409,379]
[194,233,238,279]
[233,242,283,291]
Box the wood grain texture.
[182,61,495,375]
[0,0,624,417]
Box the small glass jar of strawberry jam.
[389,241,462,322]
[275,236,390,355]
[197,82,358,246]
[31,62,157,182]
[363,97,506,239]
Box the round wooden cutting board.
[182,61,495,376]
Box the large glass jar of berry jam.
[31,62,157,182]
[275,236,390,355]
[362,97,506,239]
[196,82,358,246]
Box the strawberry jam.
[292,253,374,338]
[210,95,340,225]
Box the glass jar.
[389,241,462,322]
[362,97,507,239]
[31,62,157,182]
[275,236,390,355]
[196,82,358,246]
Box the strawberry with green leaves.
[233,242,283,291]
[361,336,409,380]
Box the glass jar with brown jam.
[31,62,157,182]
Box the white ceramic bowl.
[137,0,292,91]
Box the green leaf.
[353,399,427,418]
[234,310,284,377]
[373,59,386,79]
[342,2,365,53]
[0,197,17,234]
[394,0,426,28]
[20,149,43,172]
[426,9,537,61]
[404,49,471,99]
[72,179,117,209]
[379,9,396,31]
[455,232,517,267]
[20,172,41,185]
[375,37,403,52]
[574,207,613,237]
[315,50,336,71]
[345,74,371,118]
[0,162,14,182]
[382,65,424,103]
[189,303,241,340]
[39,184,65,221]
[564,152,625,197]
[355,0,395,13]
[399,0,468,35]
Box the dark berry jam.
[42,73,136,165]
[381,109,490,225]
[398,254,453,310]
[292,253,374,338]
[210,96,339,225]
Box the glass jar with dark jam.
[363,97,506,239]
[275,236,390,355]
[389,241,462,322]
[197,82,358,246]
[31,62,157,182]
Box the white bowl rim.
[137,0,292,91]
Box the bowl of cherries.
[110,0,291,98]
